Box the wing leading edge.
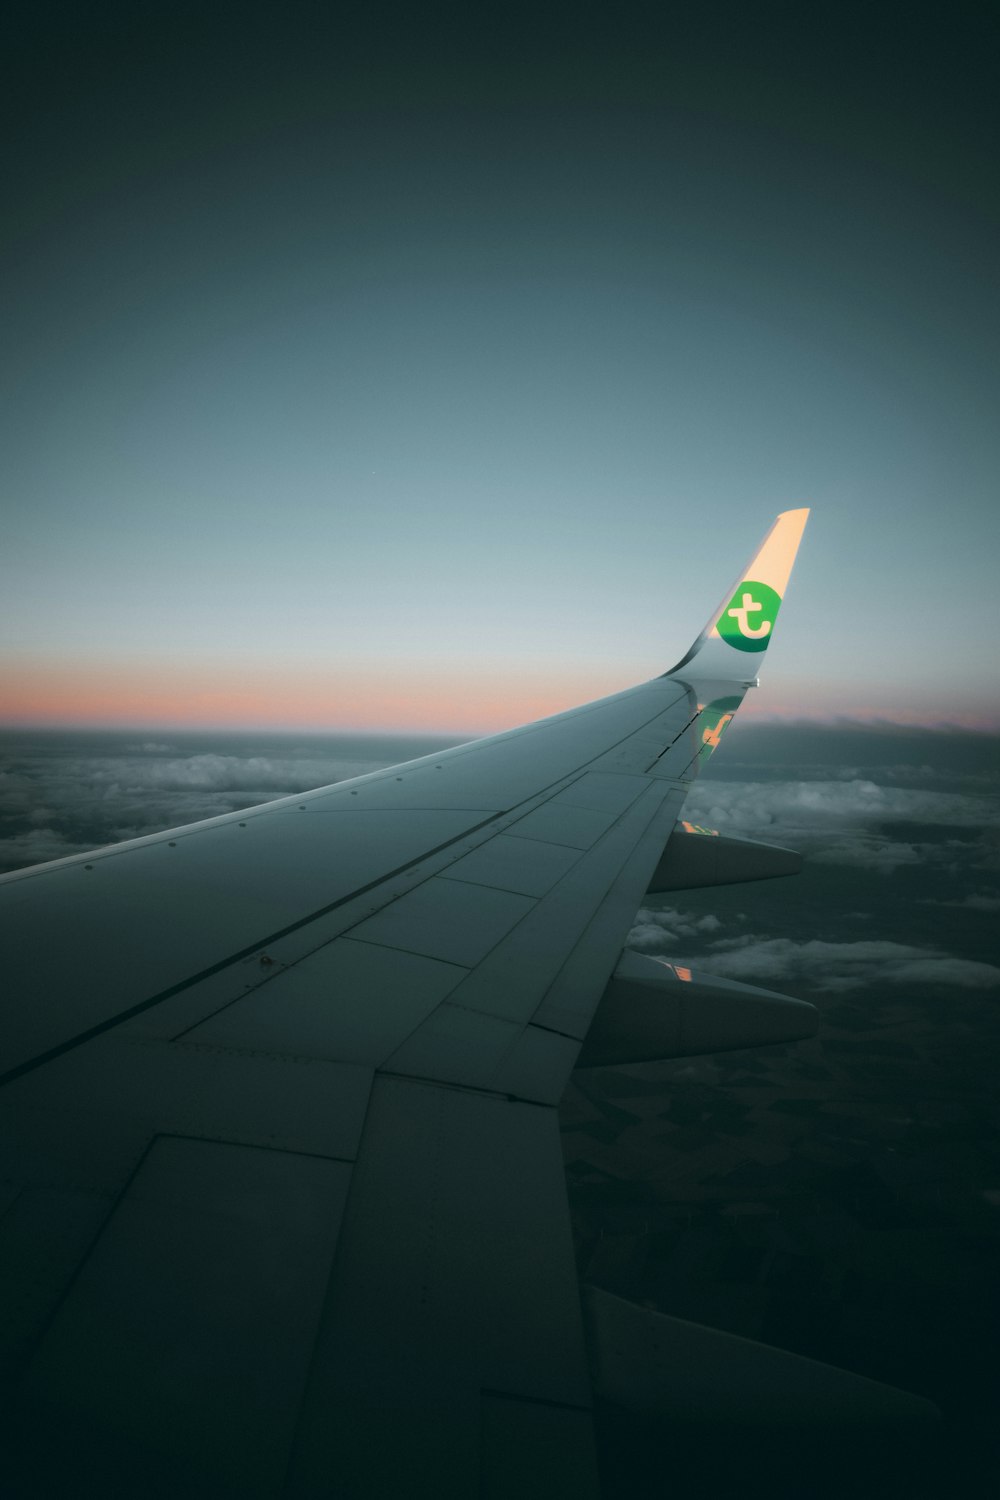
[1,508,932,1498]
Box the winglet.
[665,508,810,680]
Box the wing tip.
[664,507,810,680]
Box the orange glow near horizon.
[1,657,998,735]
[0,656,629,735]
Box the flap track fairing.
[576,951,818,1067]
[647,825,801,894]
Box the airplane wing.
[0,509,934,1497]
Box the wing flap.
[187,940,468,1066]
[23,1140,352,1498]
[285,1076,601,1498]
[584,1284,938,1427]
[0,1040,373,1496]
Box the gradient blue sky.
[3,2,998,732]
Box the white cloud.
[919,889,1000,913]
[686,778,1000,835]
[0,770,37,819]
[961,892,1000,911]
[809,838,924,872]
[627,906,723,951]
[683,778,1000,874]
[674,934,1000,993]
[0,747,402,874]
[91,753,368,795]
[0,829,95,870]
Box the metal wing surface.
[0,512,814,1497]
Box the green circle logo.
[717,579,781,653]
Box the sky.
[2,2,999,733]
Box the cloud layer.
[683,775,1000,878]
[0,739,417,873]
[700,934,1000,993]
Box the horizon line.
[1,712,999,738]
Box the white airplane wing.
[0,509,935,1496]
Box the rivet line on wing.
[0,813,505,1089]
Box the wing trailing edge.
[583,1285,939,1427]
